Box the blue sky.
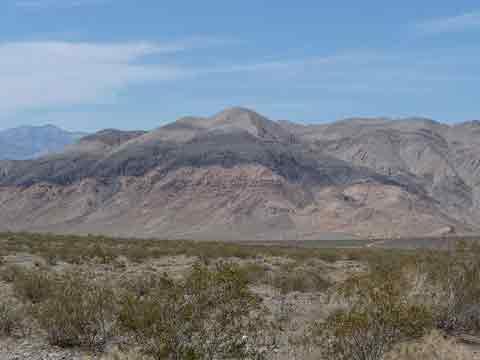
[1,0,480,131]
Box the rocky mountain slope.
[0,125,86,160]
[0,108,478,240]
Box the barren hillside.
[0,108,478,239]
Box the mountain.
[0,108,478,240]
[0,125,87,160]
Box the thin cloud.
[1,38,478,116]
[199,52,399,76]
[0,40,204,112]
[415,11,480,34]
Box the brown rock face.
[0,108,478,240]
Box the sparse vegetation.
[1,233,480,359]
[33,271,115,349]
[0,264,23,283]
[12,268,55,304]
[271,264,331,294]
[0,299,24,337]
[385,330,470,360]
[0,232,347,265]
[101,349,154,360]
[317,268,433,360]
[118,262,268,359]
[421,242,480,333]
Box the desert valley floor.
[2,233,480,359]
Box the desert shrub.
[384,330,469,360]
[240,260,332,294]
[315,268,433,360]
[44,251,59,266]
[33,271,115,349]
[0,264,24,283]
[102,349,154,360]
[12,268,55,304]
[120,272,173,299]
[270,266,331,294]
[239,262,270,285]
[88,243,117,264]
[0,298,24,337]
[421,242,480,333]
[118,262,269,360]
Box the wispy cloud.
[15,0,108,9]
[415,11,480,34]
[0,40,205,112]
[2,37,478,117]
[207,52,393,74]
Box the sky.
[1,1,480,132]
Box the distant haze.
[0,125,87,160]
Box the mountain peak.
[211,107,268,129]
[161,107,294,143]
[213,106,262,118]
[205,107,295,142]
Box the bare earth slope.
[0,108,478,239]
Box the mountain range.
[0,125,86,160]
[1,108,479,240]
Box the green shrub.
[118,262,268,360]
[270,267,331,294]
[421,242,480,333]
[384,330,469,360]
[120,272,173,299]
[12,268,55,304]
[101,349,154,360]
[317,269,433,360]
[33,271,115,349]
[0,264,23,283]
[239,262,270,285]
[0,299,24,337]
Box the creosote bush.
[102,349,154,360]
[12,268,55,304]
[240,261,331,294]
[120,271,173,298]
[421,241,480,333]
[33,271,115,349]
[0,264,25,283]
[316,268,433,360]
[4,232,480,359]
[118,262,269,360]
[271,266,331,294]
[0,298,24,337]
[384,330,469,360]
[0,232,346,267]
